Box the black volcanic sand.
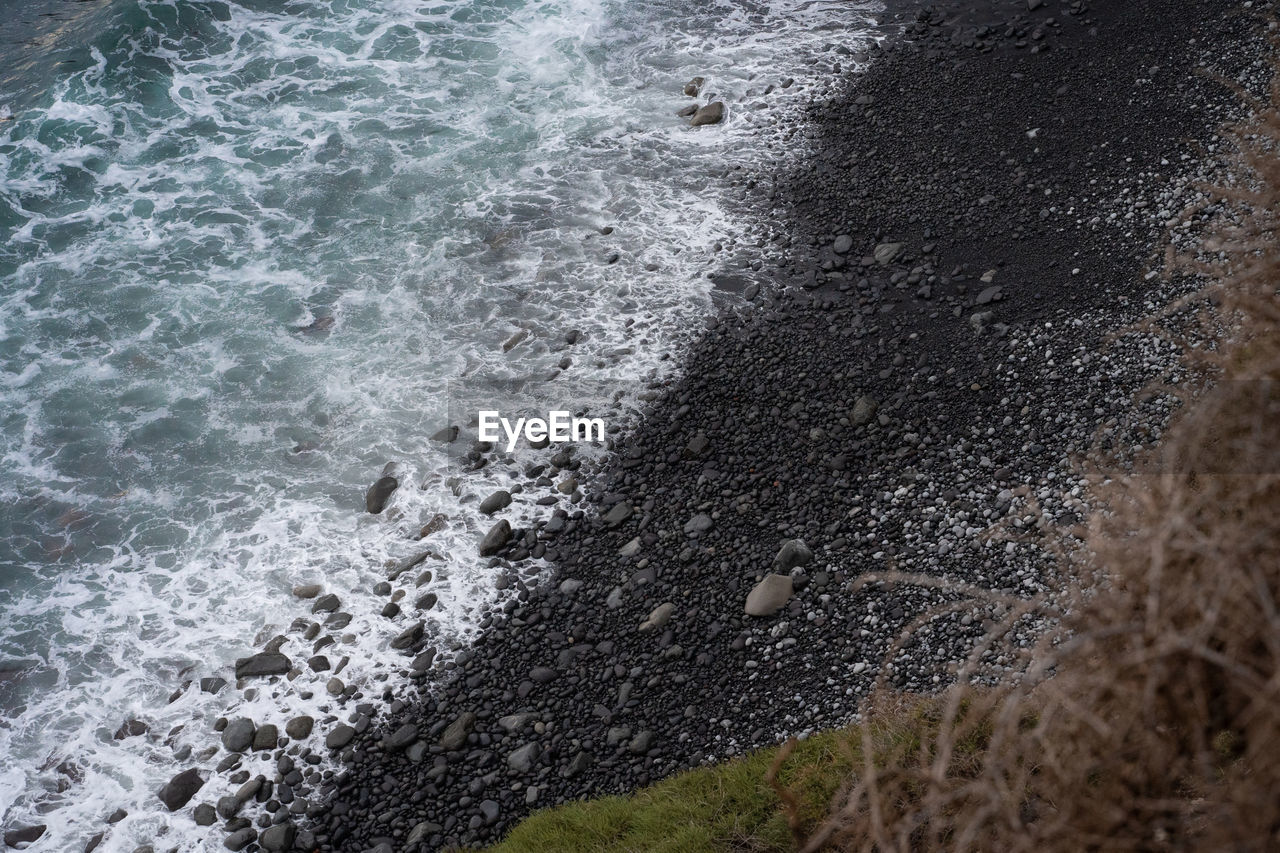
[197,2,1269,851]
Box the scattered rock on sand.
[639,602,675,633]
[745,574,794,617]
[873,241,904,265]
[507,742,541,773]
[439,712,476,750]
[774,539,814,571]
[602,503,632,526]
[383,723,419,752]
[851,394,878,425]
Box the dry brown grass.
[795,54,1280,853]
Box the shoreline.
[117,0,1269,850]
[303,1,1262,850]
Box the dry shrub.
[798,54,1280,853]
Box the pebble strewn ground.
[117,1,1277,851]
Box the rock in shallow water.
[479,489,512,515]
[157,768,204,811]
[325,725,356,750]
[365,474,399,514]
[690,101,725,127]
[221,718,255,753]
[285,716,313,740]
[479,519,512,556]
[3,825,45,847]
[234,652,290,679]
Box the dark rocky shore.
[144,1,1270,851]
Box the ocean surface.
[0,0,879,847]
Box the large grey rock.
[683,513,713,534]
[234,652,290,679]
[252,723,278,751]
[745,574,794,617]
[874,242,904,265]
[832,234,853,254]
[157,768,204,811]
[234,776,263,802]
[479,519,512,556]
[221,718,255,753]
[563,750,593,778]
[215,796,242,819]
[407,822,443,845]
[259,823,296,852]
[390,620,425,650]
[683,76,704,96]
[690,101,725,126]
[3,826,45,847]
[439,712,476,750]
[365,475,399,513]
[601,503,632,526]
[478,490,512,515]
[311,593,340,613]
[507,742,541,773]
[851,395,878,426]
[223,828,256,851]
[529,666,558,684]
[383,723,418,752]
[774,539,814,571]
[498,712,537,734]
[628,730,654,754]
[325,725,355,750]
[285,716,313,740]
[639,603,675,633]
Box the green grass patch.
[485,697,954,853]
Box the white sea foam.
[0,0,881,848]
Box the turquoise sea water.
[0,0,878,846]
